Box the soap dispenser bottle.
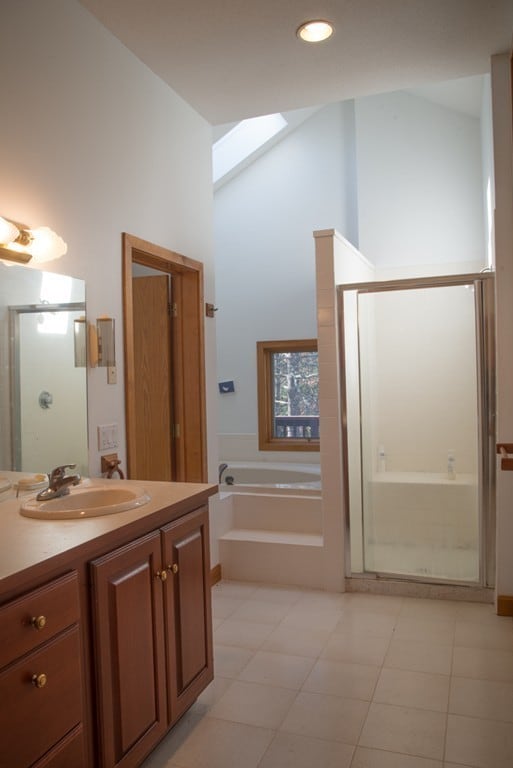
[447,450,456,480]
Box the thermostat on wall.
[218,380,235,393]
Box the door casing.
[122,233,207,482]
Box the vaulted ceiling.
[79,0,512,125]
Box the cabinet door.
[162,506,213,723]
[91,532,167,768]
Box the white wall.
[0,0,217,480]
[491,54,513,598]
[355,90,486,270]
[362,286,479,475]
[214,101,358,459]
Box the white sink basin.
[20,484,151,520]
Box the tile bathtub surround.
[141,581,513,768]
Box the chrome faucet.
[218,463,228,483]
[36,464,81,501]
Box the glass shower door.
[340,275,495,585]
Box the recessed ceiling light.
[296,20,334,43]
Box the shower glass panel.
[340,274,495,586]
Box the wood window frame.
[257,338,320,452]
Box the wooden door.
[161,508,213,724]
[132,275,174,480]
[91,533,167,768]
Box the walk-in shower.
[338,273,495,587]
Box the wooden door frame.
[122,233,207,482]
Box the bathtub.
[219,461,321,495]
[215,461,324,586]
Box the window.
[257,339,319,451]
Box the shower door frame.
[337,272,496,588]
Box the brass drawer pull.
[32,673,47,689]
[156,569,168,582]
[170,563,179,574]
[31,615,47,630]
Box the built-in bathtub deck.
[216,464,324,586]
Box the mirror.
[0,262,88,476]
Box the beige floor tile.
[213,581,260,599]
[262,624,332,657]
[279,607,342,633]
[373,668,450,712]
[249,585,305,605]
[170,716,274,768]
[352,746,443,768]
[359,702,446,760]
[230,599,290,625]
[400,598,460,620]
[238,650,315,689]
[211,596,245,620]
[303,658,380,700]
[257,731,354,768]
[209,679,296,729]
[394,617,455,646]
[341,593,404,615]
[454,601,503,624]
[444,764,473,768]
[212,617,224,630]
[139,707,205,767]
[213,618,275,650]
[333,610,397,638]
[280,690,369,745]
[445,713,513,768]
[213,644,254,678]
[191,676,233,715]
[452,646,513,682]
[449,676,513,722]
[454,620,513,651]
[385,638,453,676]
[295,590,348,611]
[322,630,390,666]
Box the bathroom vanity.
[0,478,217,768]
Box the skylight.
[213,113,288,183]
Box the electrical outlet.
[97,423,118,450]
[107,366,117,384]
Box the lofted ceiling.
[78,0,512,125]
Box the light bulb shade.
[29,226,68,263]
[0,217,20,245]
[297,20,334,42]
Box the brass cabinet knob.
[156,569,168,582]
[32,673,47,689]
[171,563,179,574]
[31,615,47,630]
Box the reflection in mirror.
[0,262,88,476]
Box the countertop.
[0,474,217,594]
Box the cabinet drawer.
[0,625,83,768]
[0,571,79,668]
[32,725,86,768]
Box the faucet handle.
[49,463,77,481]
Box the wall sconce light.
[0,215,67,264]
[96,316,115,368]
[87,316,116,372]
[74,316,87,367]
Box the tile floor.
[141,581,513,768]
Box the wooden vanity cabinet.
[162,506,213,724]
[91,505,213,768]
[0,571,86,768]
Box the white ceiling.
[78,0,512,125]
